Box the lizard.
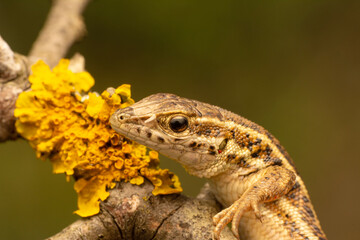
[110,93,327,240]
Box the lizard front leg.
[213,165,296,240]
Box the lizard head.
[110,93,230,178]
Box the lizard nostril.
[114,107,135,122]
[117,113,130,121]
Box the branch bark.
[0,36,22,82]
[0,37,29,141]
[28,0,90,67]
[47,181,236,240]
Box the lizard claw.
[213,204,238,240]
[231,207,244,239]
[213,206,231,225]
[231,201,262,238]
[214,199,263,240]
[252,202,263,222]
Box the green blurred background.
[1,0,359,239]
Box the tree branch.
[28,0,90,67]
[47,181,236,240]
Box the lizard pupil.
[169,116,188,132]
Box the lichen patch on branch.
[14,59,182,217]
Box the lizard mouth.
[110,109,169,149]
[110,117,146,143]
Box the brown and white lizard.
[110,93,327,240]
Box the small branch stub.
[0,36,29,141]
[69,53,85,73]
[0,36,21,82]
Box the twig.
[69,52,85,73]
[28,0,90,67]
[0,36,22,82]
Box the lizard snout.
[110,107,135,129]
[114,107,134,120]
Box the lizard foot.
[213,198,262,240]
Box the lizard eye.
[169,115,189,132]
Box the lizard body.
[110,93,327,240]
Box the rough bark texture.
[0,37,29,141]
[0,36,22,82]
[47,181,236,240]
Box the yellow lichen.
[14,59,182,217]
